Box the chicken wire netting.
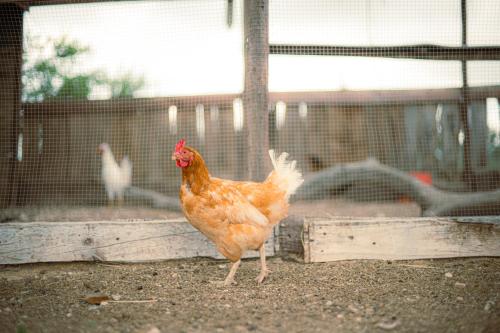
[0,0,499,221]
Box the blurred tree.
[22,36,144,102]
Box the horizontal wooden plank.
[21,86,500,117]
[0,219,276,264]
[0,0,132,7]
[270,44,500,61]
[304,217,500,263]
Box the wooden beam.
[20,86,500,117]
[302,217,500,263]
[0,0,133,7]
[243,0,269,182]
[0,219,277,264]
[0,4,24,207]
[459,0,473,189]
[269,86,500,106]
[270,44,500,61]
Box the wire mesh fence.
[1,0,500,220]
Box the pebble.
[445,272,453,278]
[218,264,227,269]
[457,296,464,302]
[348,304,359,313]
[375,319,401,331]
[454,282,466,288]
[137,325,161,333]
[111,294,121,301]
[336,313,344,319]
[484,300,494,312]
[146,326,161,333]
[66,312,72,318]
[325,301,333,306]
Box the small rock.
[355,316,362,322]
[454,282,466,288]
[336,313,344,319]
[348,304,359,313]
[246,323,258,331]
[456,296,464,302]
[136,325,161,333]
[66,312,72,318]
[218,264,227,269]
[325,301,333,307]
[147,327,161,333]
[444,272,453,278]
[111,294,121,301]
[375,319,401,331]
[484,300,495,312]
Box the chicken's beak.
[171,153,178,161]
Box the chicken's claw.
[223,278,238,286]
[255,269,271,284]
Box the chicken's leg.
[224,259,241,286]
[256,245,270,284]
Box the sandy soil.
[1,257,499,333]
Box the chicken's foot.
[223,259,241,286]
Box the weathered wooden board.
[303,217,500,263]
[0,219,276,264]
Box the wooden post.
[459,0,474,190]
[0,4,24,207]
[243,0,269,181]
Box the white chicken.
[98,143,132,205]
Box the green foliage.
[22,36,144,102]
[109,73,146,99]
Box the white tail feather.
[268,149,304,200]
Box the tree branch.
[293,159,500,216]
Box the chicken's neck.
[102,151,118,169]
[181,155,210,193]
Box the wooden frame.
[270,44,500,61]
[301,217,500,263]
[0,219,277,264]
[3,215,499,265]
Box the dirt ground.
[1,257,499,333]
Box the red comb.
[175,139,186,152]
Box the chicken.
[172,139,303,285]
[98,143,132,205]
